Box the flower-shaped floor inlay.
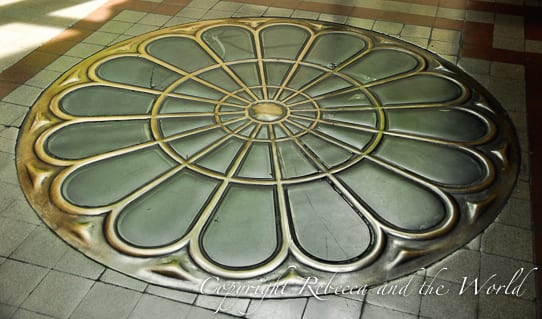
[17,18,519,296]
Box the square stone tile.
[409,4,437,16]
[366,274,424,315]
[212,1,243,12]
[235,4,267,16]
[11,226,69,268]
[526,39,542,54]
[0,303,17,318]
[466,10,495,23]
[45,56,82,73]
[263,7,293,17]
[481,223,533,262]
[187,0,220,9]
[496,197,531,229]
[428,40,460,56]
[493,36,525,52]
[0,151,17,185]
[186,306,239,318]
[436,7,465,20]
[195,295,250,316]
[0,134,17,154]
[82,31,119,46]
[11,309,56,319]
[361,303,417,319]
[419,279,477,319]
[478,294,535,319]
[245,298,307,319]
[490,62,525,80]
[427,249,481,285]
[346,17,375,29]
[25,69,62,89]
[139,13,172,26]
[401,25,431,38]
[100,269,148,292]
[22,270,94,318]
[0,217,36,257]
[1,200,41,225]
[465,233,482,251]
[494,14,524,39]
[177,7,208,19]
[318,14,348,24]
[124,24,160,37]
[302,295,362,319]
[200,10,232,20]
[0,259,48,306]
[113,10,146,23]
[54,249,105,280]
[97,20,134,34]
[291,10,320,20]
[401,36,429,49]
[480,253,536,301]
[64,42,104,58]
[71,282,141,319]
[372,21,403,35]
[2,85,43,107]
[128,294,191,319]
[458,57,491,76]
[431,28,461,43]
[0,102,28,126]
[146,284,197,304]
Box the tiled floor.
[0,0,541,318]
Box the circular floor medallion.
[17,18,520,297]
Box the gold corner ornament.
[16,18,519,297]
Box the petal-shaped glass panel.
[288,180,371,261]
[174,79,226,100]
[198,68,241,92]
[339,161,446,230]
[374,136,485,186]
[371,74,463,105]
[261,25,309,59]
[202,186,278,267]
[116,171,218,247]
[300,134,353,168]
[167,128,227,159]
[277,140,318,178]
[60,86,156,116]
[46,120,151,160]
[195,138,245,173]
[316,90,373,108]
[236,143,273,179]
[96,56,179,90]
[304,32,367,68]
[146,37,216,72]
[159,117,215,137]
[343,49,420,83]
[61,146,176,207]
[159,97,216,114]
[202,26,255,61]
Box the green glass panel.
[277,140,317,178]
[174,79,225,100]
[317,90,372,108]
[273,125,287,139]
[202,186,278,267]
[305,33,367,68]
[46,120,150,160]
[374,136,484,186]
[196,139,245,173]
[159,117,215,137]
[386,108,488,142]
[60,86,156,116]
[256,126,269,139]
[284,122,302,134]
[300,134,352,168]
[198,68,241,92]
[343,50,419,84]
[261,25,309,59]
[236,143,272,179]
[322,110,377,127]
[116,171,218,247]
[288,180,371,261]
[202,26,255,61]
[286,65,324,90]
[167,128,226,158]
[146,37,215,72]
[371,75,463,105]
[339,161,445,230]
[62,146,176,207]
[97,57,179,90]
[304,77,352,98]
[159,97,215,114]
[315,123,374,151]
[229,63,263,99]
[264,62,291,86]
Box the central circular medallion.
[247,101,287,122]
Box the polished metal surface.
[16,18,519,297]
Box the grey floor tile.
[99,269,147,292]
[0,102,27,126]
[480,253,536,301]
[478,294,536,319]
[1,200,42,225]
[366,274,424,315]
[0,217,36,257]
[24,69,62,89]
[128,294,191,319]
[145,284,197,304]
[419,279,478,319]
[481,223,533,262]
[0,152,18,185]
[11,226,69,268]
[195,295,250,317]
[21,270,93,319]
[361,303,417,319]
[112,10,146,23]
[245,298,307,319]
[0,303,18,318]
[0,260,48,306]
[426,249,481,284]
[45,56,82,73]
[1,85,43,107]
[54,249,105,280]
[186,306,241,319]
[496,197,532,229]
[11,309,56,319]
[70,282,141,319]
[302,296,362,319]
